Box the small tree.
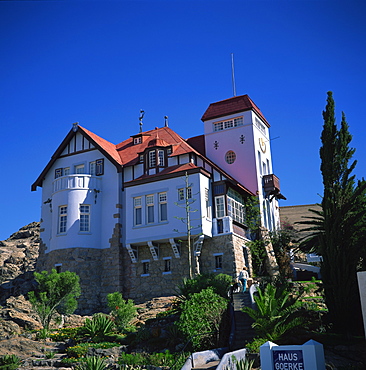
[107,292,137,332]
[174,172,202,278]
[28,269,81,330]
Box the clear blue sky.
[1,0,366,240]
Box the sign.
[272,350,304,370]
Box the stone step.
[192,360,220,370]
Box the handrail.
[169,331,215,370]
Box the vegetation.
[0,355,21,370]
[75,356,106,370]
[107,291,137,332]
[28,269,81,330]
[299,91,366,335]
[177,286,228,351]
[243,282,305,342]
[81,313,115,342]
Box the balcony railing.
[52,174,102,194]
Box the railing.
[52,174,102,194]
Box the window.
[134,197,142,226]
[80,204,90,232]
[90,161,96,176]
[215,254,223,269]
[146,195,154,223]
[163,257,171,273]
[96,159,104,175]
[158,150,164,166]
[178,187,192,201]
[55,264,62,273]
[215,196,225,218]
[134,136,142,145]
[142,261,150,276]
[64,167,70,176]
[75,164,85,174]
[55,168,63,178]
[149,151,156,167]
[159,192,168,222]
[213,116,243,132]
[58,206,67,234]
[205,188,211,219]
[225,150,236,164]
[227,188,246,224]
[139,154,144,163]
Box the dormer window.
[148,149,166,168]
[149,151,156,167]
[134,136,142,145]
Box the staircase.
[231,291,255,351]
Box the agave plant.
[243,283,305,342]
[0,354,22,370]
[75,356,106,370]
[83,313,115,342]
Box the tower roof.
[201,94,270,127]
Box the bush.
[0,355,21,370]
[177,287,228,351]
[107,292,137,332]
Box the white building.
[32,94,284,313]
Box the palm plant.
[75,356,106,370]
[243,283,304,342]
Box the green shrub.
[75,356,106,370]
[107,292,137,332]
[82,313,115,342]
[0,355,22,370]
[118,351,189,368]
[66,342,121,359]
[245,337,268,353]
[177,287,228,351]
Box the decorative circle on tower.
[225,150,236,164]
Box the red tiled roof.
[116,126,195,166]
[78,126,122,166]
[201,94,269,127]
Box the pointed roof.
[201,94,270,127]
[31,124,122,191]
[32,122,254,196]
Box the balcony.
[263,174,286,200]
[52,174,102,194]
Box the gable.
[31,124,121,191]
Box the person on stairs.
[238,266,249,293]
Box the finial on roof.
[72,122,79,132]
[139,110,145,133]
[164,116,168,127]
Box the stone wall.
[37,231,254,312]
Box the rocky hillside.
[0,222,40,304]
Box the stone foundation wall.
[37,230,254,312]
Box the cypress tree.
[301,91,366,335]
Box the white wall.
[40,149,120,252]
[124,172,212,245]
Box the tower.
[201,94,285,230]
